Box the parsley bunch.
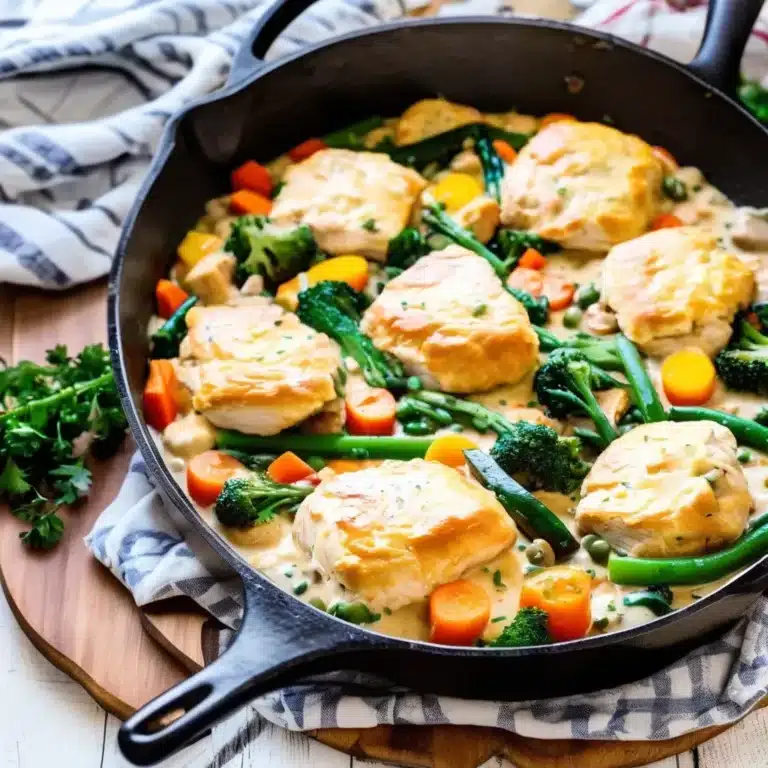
[0,344,127,549]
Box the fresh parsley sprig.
[0,344,128,549]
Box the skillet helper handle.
[227,0,320,85]
[118,589,368,766]
[688,0,764,95]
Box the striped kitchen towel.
[0,0,426,288]
[2,0,768,289]
[86,450,768,740]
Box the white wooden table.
[2,589,767,767]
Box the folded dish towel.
[3,0,760,742]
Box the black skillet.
[112,0,768,763]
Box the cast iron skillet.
[113,0,768,763]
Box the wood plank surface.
[0,282,193,719]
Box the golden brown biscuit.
[293,459,517,610]
[395,98,482,146]
[177,300,342,435]
[270,149,426,261]
[601,226,755,357]
[575,421,752,558]
[501,121,663,251]
[360,246,539,393]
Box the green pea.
[431,407,454,426]
[575,282,601,309]
[406,376,423,392]
[308,597,327,612]
[737,447,752,464]
[329,601,379,624]
[563,306,583,329]
[293,581,309,596]
[306,456,325,471]
[403,418,436,436]
[662,176,688,202]
[583,534,611,565]
[448,423,464,433]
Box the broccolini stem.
[215,431,434,460]
[569,372,618,448]
[615,335,666,423]
[422,204,508,277]
[668,406,768,452]
[609,513,768,585]
[475,129,504,203]
[0,372,114,423]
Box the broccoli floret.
[214,475,313,528]
[534,348,621,448]
[297,281,406,389]
[493,229,560,272]
[490,607,550,648]
[387,227,430,270]
[507,286,550,326]
[224,215,321,287]
[490,421,591,494]
[715,318,768,396]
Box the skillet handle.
[227,0,320,86]
[687,0,763,95]
[117,585,371,766]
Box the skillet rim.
[109,14,768,661]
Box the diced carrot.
[307,255,369,292]
[650,213,683,230]
[345,388,396,436]
[539,113,576,128]
[507,267,544,297]
[231,160,273,197]
[492,139,518,164]
[661,348,717,406]
[187,451,246,507]
[518,248,546,270]
[267,451,315,484]
[424,434,478,468]
[229,189,273,216]
[429,579,491,646]
[542,276,576,311]
[652,145,679,172]
[143,360,178,432]
[155,279,189,319]
[289,138,327,162]
[519,566,592,642]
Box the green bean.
[668,406,768,451]
[615,335,666,423]
[216,430,433,460]
[402,419,437,436]
[609,515,768,585]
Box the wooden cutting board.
[0,279,761,768]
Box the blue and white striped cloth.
[0,0,427,288]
